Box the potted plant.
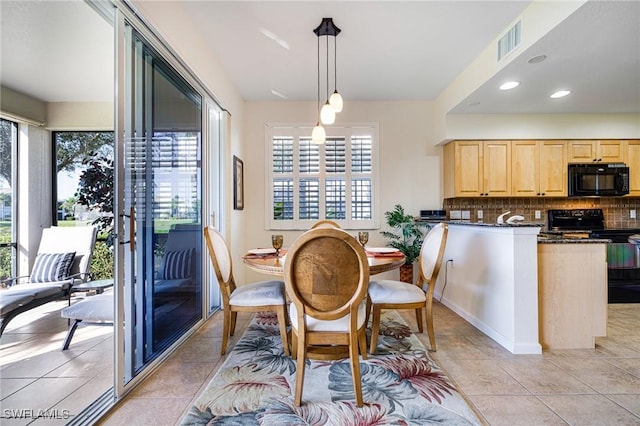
[380,204,429,283]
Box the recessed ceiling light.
[550,90,571,99]
[499,81,520,90]
[528,54,547,64]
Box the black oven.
[568,163,629,197]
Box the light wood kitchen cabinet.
[512,140,567,197]
[443,140,510,197]
[625,140,640,195]
[567,139,625,163]
[538,242,608,349]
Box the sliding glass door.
[118,24,203,382]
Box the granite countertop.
[446,221,544,228]
[537,235,611,244]
[444,222,610,243]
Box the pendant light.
[311,34,325,144]
[313,18,342,129]
[329,35,343,112]
[320,32,335,124]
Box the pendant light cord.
[317,36,321,120]
[325,35,329,101]
[333,36,337,91]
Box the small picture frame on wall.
[233,155,244,210]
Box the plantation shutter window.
[267,124,378,230]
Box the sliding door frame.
[112,0,225,399]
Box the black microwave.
[568,163,630,197]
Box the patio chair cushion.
[61,292,113,323]
[30,252,76,283]
[0,293,36,316]
[158,248,194,280]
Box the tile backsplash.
[442,197,640,229]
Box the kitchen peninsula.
[436,222,609,354]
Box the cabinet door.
[598,140,625,163]
[511,140,539,196]
[539,141,567,196]
[627,140,640,195]
[483,141,511,196]
[567,140,597,162]
[454,141,483,196]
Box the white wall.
[242,100,441,283]
[443,113,640,142]
[0,86,46,125]
[46,102,113,131]
[17,125,52,275]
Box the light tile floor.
[0,297,114,425]
[2,300,639,425]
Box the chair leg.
[221,308,231,355]
[61,320,82,350]
[358,326,368,360]
[230,311,238,336]
[425,297,436,351]
[294,331,307,406]
[365,296,372,326]
[276,305,290,356]
[349,328,364,407]
[291,329,298,358]
[369,305,382,354]
[415,307,424,333]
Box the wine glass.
[271,234,283,256]
[358,231,369,248]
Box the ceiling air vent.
[497,20,521,61]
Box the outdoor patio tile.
[44,348,113,378]
[0,378,37,399]
[1,377,90,415]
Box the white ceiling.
[1,1,639,116]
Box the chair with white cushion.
[285,227,369,407]
[204,226,289,355]
[367,222,448,353]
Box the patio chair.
[0,226,97,336]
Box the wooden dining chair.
[310,219,341,229]
[285,227,369,407]
[204,226,289,356]
[367,222,448,353]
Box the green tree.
[55,132,114,174]
[60,196,77,219]
[76,152,114,239]
[0,119,15,186]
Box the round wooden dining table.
[242,248,406,360]
[242,250,406,276]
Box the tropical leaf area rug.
[181,310,482,425]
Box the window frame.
[265,123,379,230]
